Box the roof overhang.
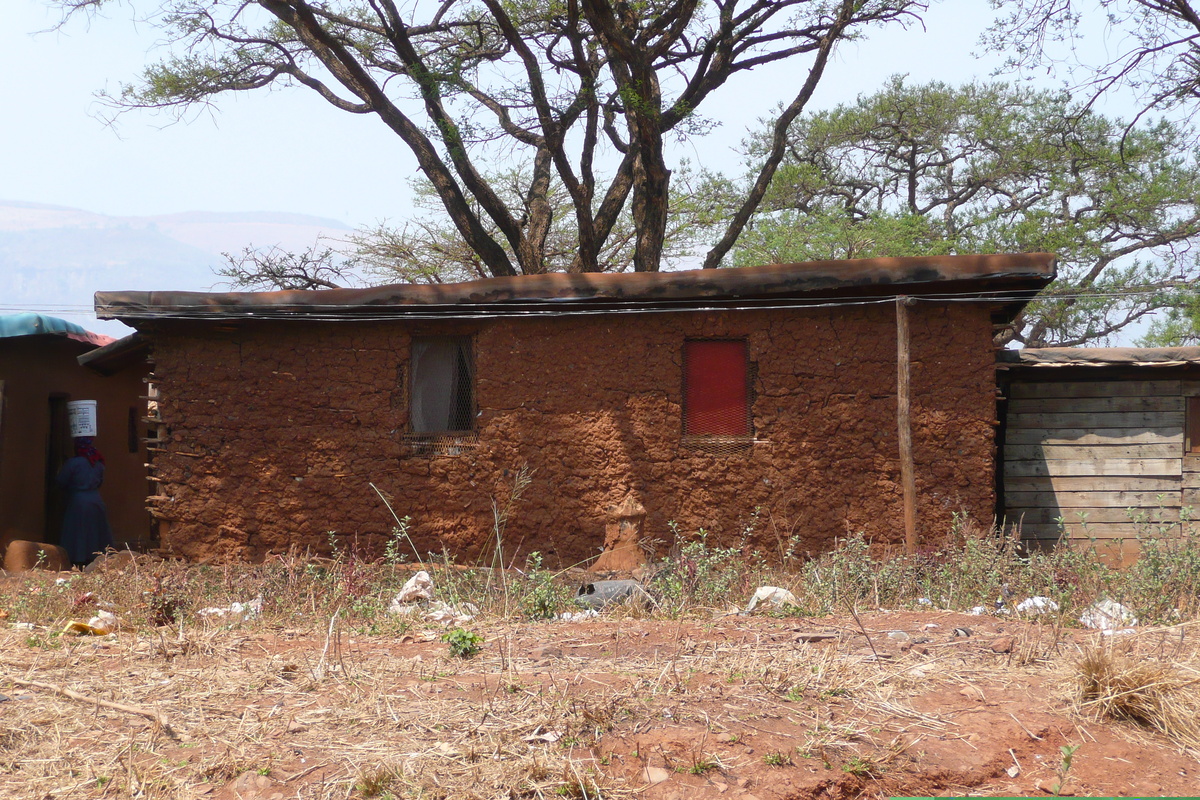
[999,346,1200,369]
[95,253,1057,325]
[0,312,114,347]
[77,333,150,375]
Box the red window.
[683,339,750,436]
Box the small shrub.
[441,628,483,659]
[841,756,879,778]
[520,552,567,620]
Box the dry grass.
[1072,641,1200,749]
[6,536,1200,797]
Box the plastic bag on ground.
[1015,596,1059,614]
[745,586,799,613]
[62,609,118,636]
[424,600,476,624]
[1080,598,1138,630]
[198,596,262,620]
[392,571,434,605]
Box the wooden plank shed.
[998,346,1200,559]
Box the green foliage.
[727,77,1200,347]
[519,552,567,621]
[441,627,483,659]
[384,516,414,566]
[652,520,762,612]
[54,0,926,280]
[841,756,879,778]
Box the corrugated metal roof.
[0,313,114,347]
[95,253,1056,322]
[998,346,1200,368]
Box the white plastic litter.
[63,609,118,636]
[559,609,600,622]
[1015,596,1059,615]
[1101,628,1137,637]
[394,571,434,603]
[387,571,436,615]
[917,598,933,606]
[198,596,262,620]
[967,606,988,616]
[423,601,477,624]
[744,586,799,613]
[1080,598,1138,630]
[887,630,911,642]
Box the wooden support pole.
[896,296,917,555]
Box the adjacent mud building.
[0,314,152,555]
[96,255,1055,565]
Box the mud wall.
[144,302,998,565]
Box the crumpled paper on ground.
[62,609,118,636]
[744,586,799,613]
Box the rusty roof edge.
[998,345,1200,367]
[95,253,1056,320]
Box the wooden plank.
[1183,473,1200,489]
[1006,443,1181,461]
[1004,475,1179,493]
[1185,455,1200,473]
[895,297,917,555]
[1007,411,1184,429]
[1004,428,1182,446]
[1003,490,1182,508]
[1004,458,1180,478]
[1008,380,1180,399]
[1003,506,1181,524]
[1018,522,1181,541]
[1184,488,1200,508]
[1009,396,1183,414]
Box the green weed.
[442,627,483,659]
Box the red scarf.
[75,437,105,467]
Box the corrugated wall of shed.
[1003,379,1186,556]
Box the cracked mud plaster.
[143,302,997,565]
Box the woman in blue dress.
[56,437,114,567]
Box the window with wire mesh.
[405,335,477,452]
[682,339,754,451]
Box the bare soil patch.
[3,577,1199,799]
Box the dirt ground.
[3,577,1200,799]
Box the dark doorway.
[44,394,71,544]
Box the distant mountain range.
[0,201,352,337]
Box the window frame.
[405,335,478,449]
[681,337,754,444]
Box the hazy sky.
[3,1,1028,228]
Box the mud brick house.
[95,254,1055,565]
[998,346,1200,560]
[0,314,152,555]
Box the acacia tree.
[985,1,1200,124]
[56,0,924,277]
[718,78,1200,346]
